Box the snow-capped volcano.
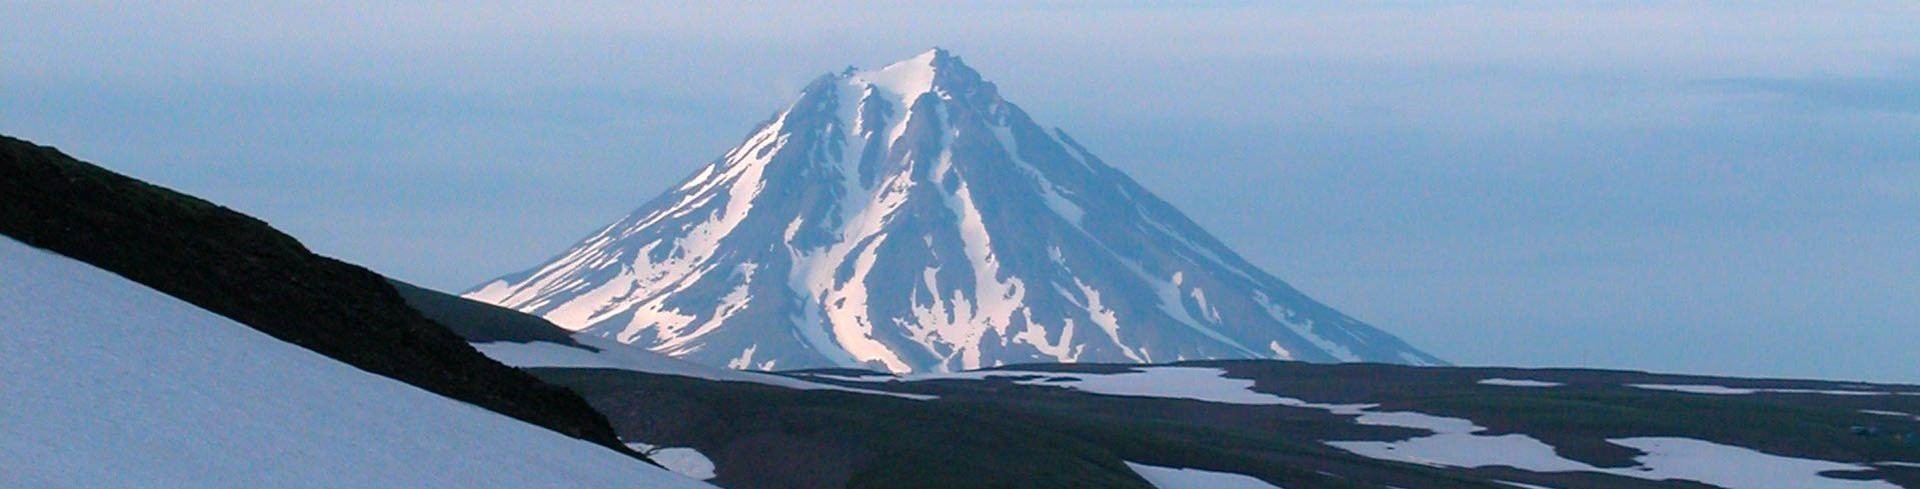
[467,49,1441,373]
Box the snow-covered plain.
[1124,462,1284,489]
[0,237,712,489]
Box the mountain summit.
[467,49,1442,373]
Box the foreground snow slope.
[0,237,711,489]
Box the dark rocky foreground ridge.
[0,134,634,455]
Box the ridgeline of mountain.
[0,134,635,454]
[468,49,1441,373]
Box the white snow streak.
[1477,378,1564,388]
[1252,290,1358,362]
[1860,409,1920,420]
[1630,383,1904,396]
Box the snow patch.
[1608,437,1897,489]
[626,442,718,481]
[1478,378,1563,388]
[853,48,941,104]
[1267,341,1294,360]
[1630,383,1901,396]
[1495,482,1558,489]
[727,344,760,370]
[1860,409,1920,420]
[1125,462,1284,489]
[1063,277,1143,362]
[1252,291,1358,362]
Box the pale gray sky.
[5,2,1917,382]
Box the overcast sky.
[5,2,1916,382]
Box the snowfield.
[0,237,712,489]
[1327,412,1605,473]
[1125,462,1284,489]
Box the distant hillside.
[390,278,593,348]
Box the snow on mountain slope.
[0,237,713,489]
[387,279,930,399]
[467,48,1441,373]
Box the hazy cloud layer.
[1709,77,1920,114]
[4,2,1916,382]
